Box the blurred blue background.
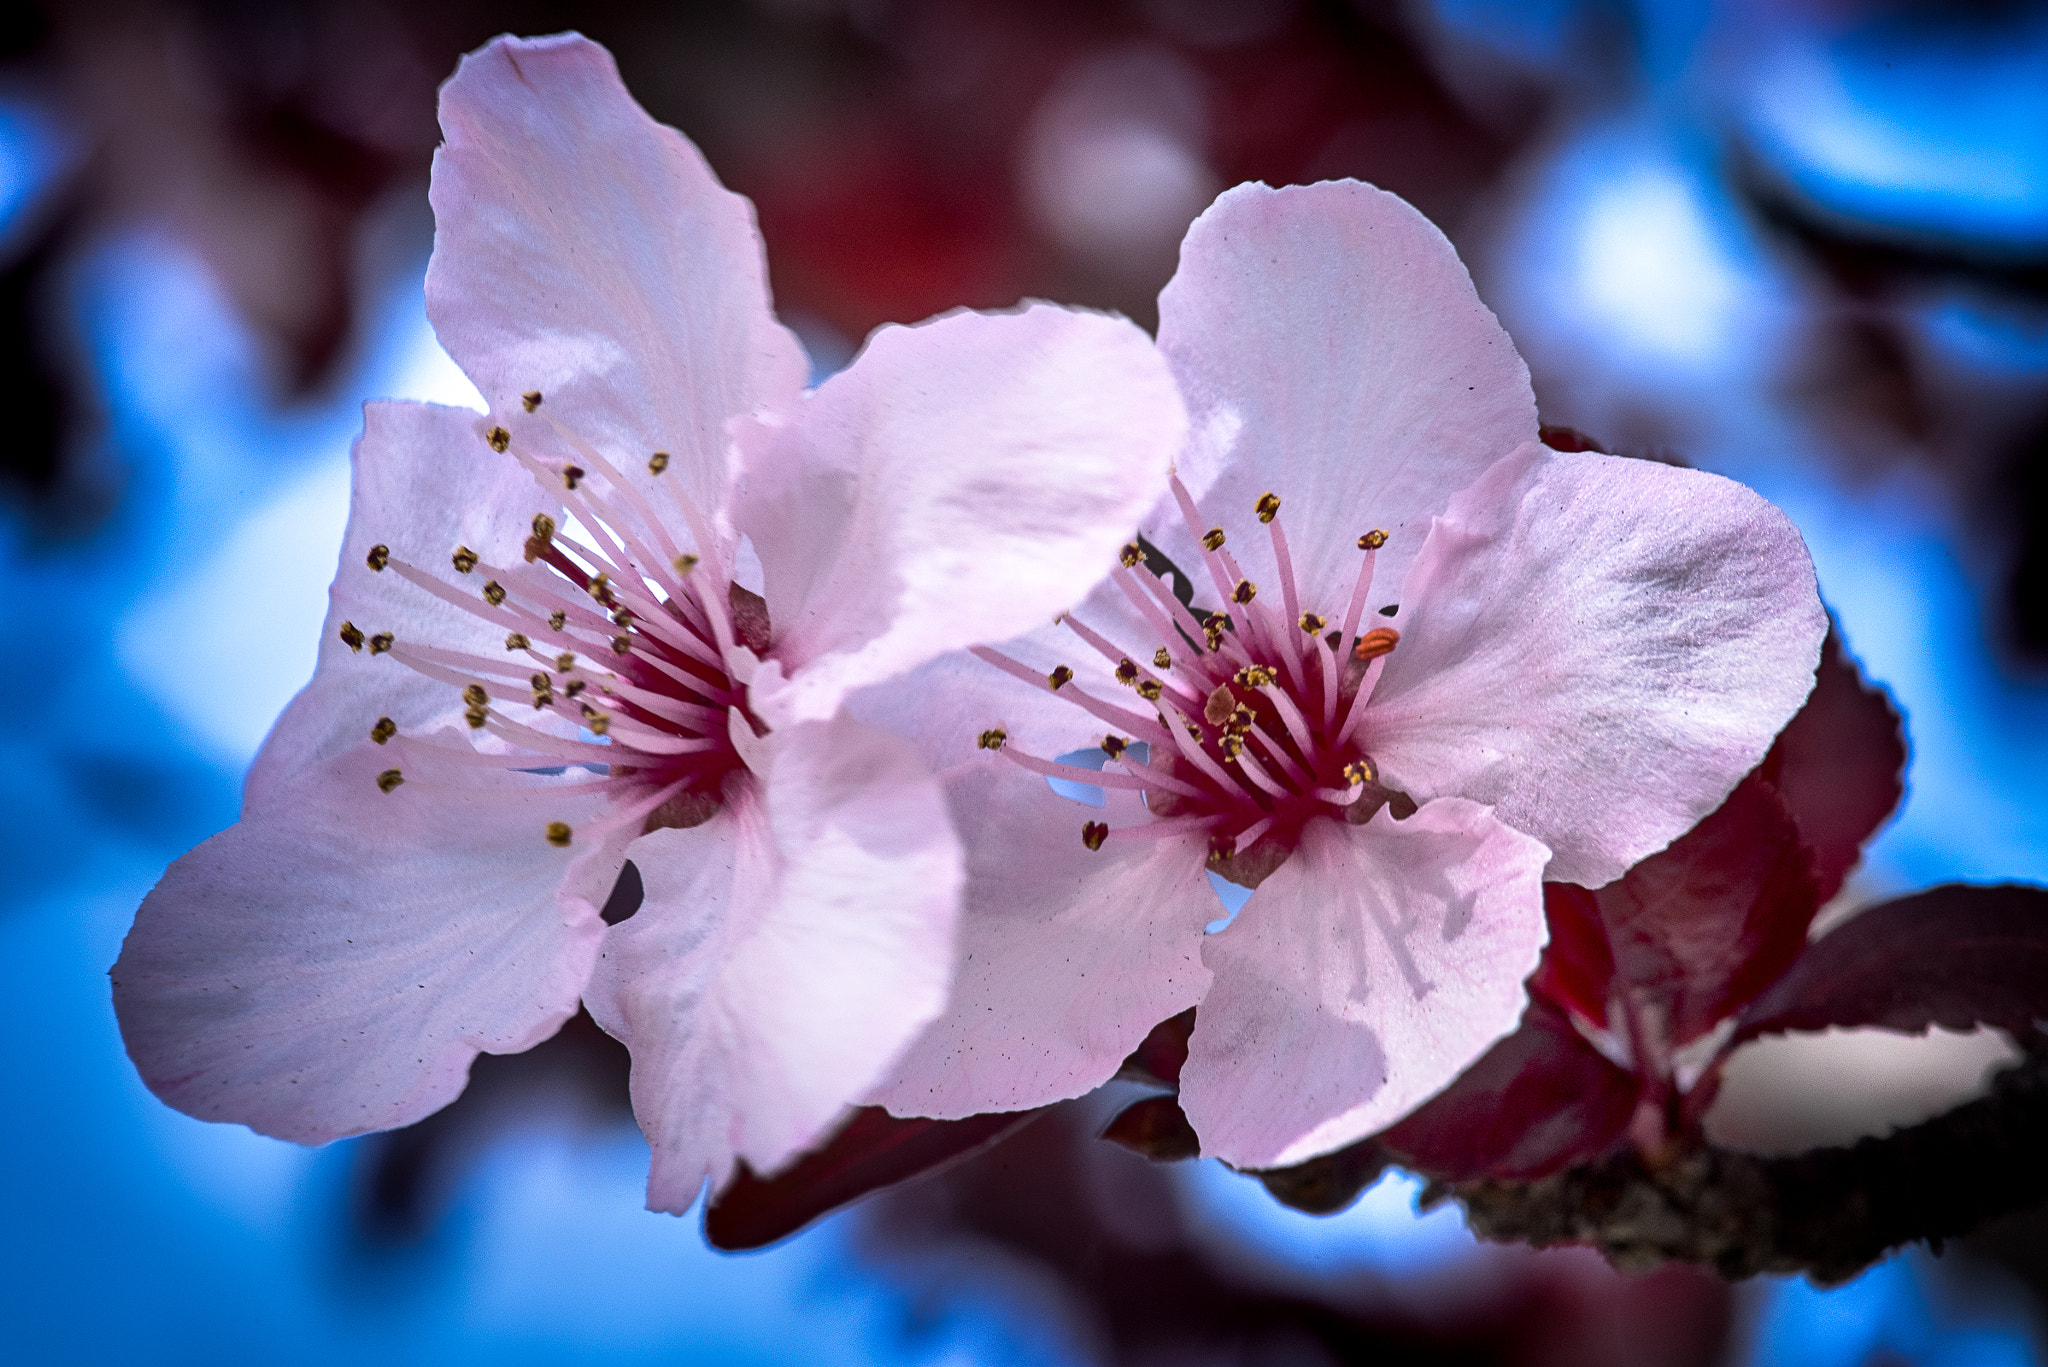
[2,1,2045,1362]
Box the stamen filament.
[1334,653,1390,749]
[1000,748,1155,791]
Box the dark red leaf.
[1115,1007,1197,1087]
[706,1105,1041,1250]
[1736,883,2048,1042]
[1101,1095,1202,1162]
[1375,1001,1641,1181]
[1759,629,1906,904]
[1593,775,1822,1049]
[1531,883,1616,1030]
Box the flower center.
[339,394,758,847]
[977,474,1409,886]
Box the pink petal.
[427,33,806,517]
[250,400,567,806]
[1180,800,1550,1169]
[112,744,617,1145]
[582,715,963,1212]
[870,767,1217,1119]
[1153,180,1537,612]
[842,574,1158,777]
[733,304,1185,726]
[1366,444,1827,888]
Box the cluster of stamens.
[341,391,756,848]
[976,474,1405,877]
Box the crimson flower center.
[976,474,1406,880]
[339,396,759,847]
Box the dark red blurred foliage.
[854,1102,1735,1367]
[3,0,1548,528]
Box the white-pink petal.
[582,715,962,1212]
[250,400,566,807]
[1365,443,1828,888]
[1153,180,1538,613]
[427,33,807,519]
[734,303,1186,727]
[112,745,616,1145]
[1179,800,1550,1169]
[871,771,1217,1119]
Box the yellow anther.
[529,672,549,691]
[368,632,394,655]
[505,631,529,651]
[462,683,488,707]
[580,703,610,736]
[531,687,553,709]
[1047,665,1074,690]
[532,513,557,541]
[451,545,479,574]
[1153,647,1171,670]
[610,607,633,626]
[1234,665,1273,688]
[370,717,396,745]
[1081,821,1109,851]
[1220,734,1245,758]
[463,705,487,729]
[1204,621,1225,651]
[338,621,364,653]
[1136,679,1163,701]
[1201,526,1225,552]
[1101,735,1128,758]
[673,553,699,576]
[563,679,586,698]
[648,451,671,475]
[548,610,568,632]
[1358,528,1388,551]
[1353,627,1401,663]
[1229,703,1253,731]
[561,465,585,490]
[1114,658,1140,686]
[1299,612,1326,634]
[977,728,1008,751]
[365,544,390,572]
[1119,542,1143,569]
[611,635,632,655]
[555,651,576,672]
[1342,759,1376,786]
[376,768,404,794]
[485,426,510,452]
[482,580,506,607]
[545,821,573,847]
[586,571,612,601]
[1254,492,1281,524]
[1232,578,1257,605]
[521,390,543,412]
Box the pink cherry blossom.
[867,180,1828,1170]
[112,34,1184,1212]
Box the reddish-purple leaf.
[1531,883,1616,1030]
[1759,629,1906,904]
[1736,883,2048,1042]
[1593,775,1822,1049]
[706,1105,1041,1250]
[1102,1094,1202,1162]
[1375,1001,1640,1181]
[1115,1007,1197,1087]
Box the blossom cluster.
[114,34,1838,1222]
